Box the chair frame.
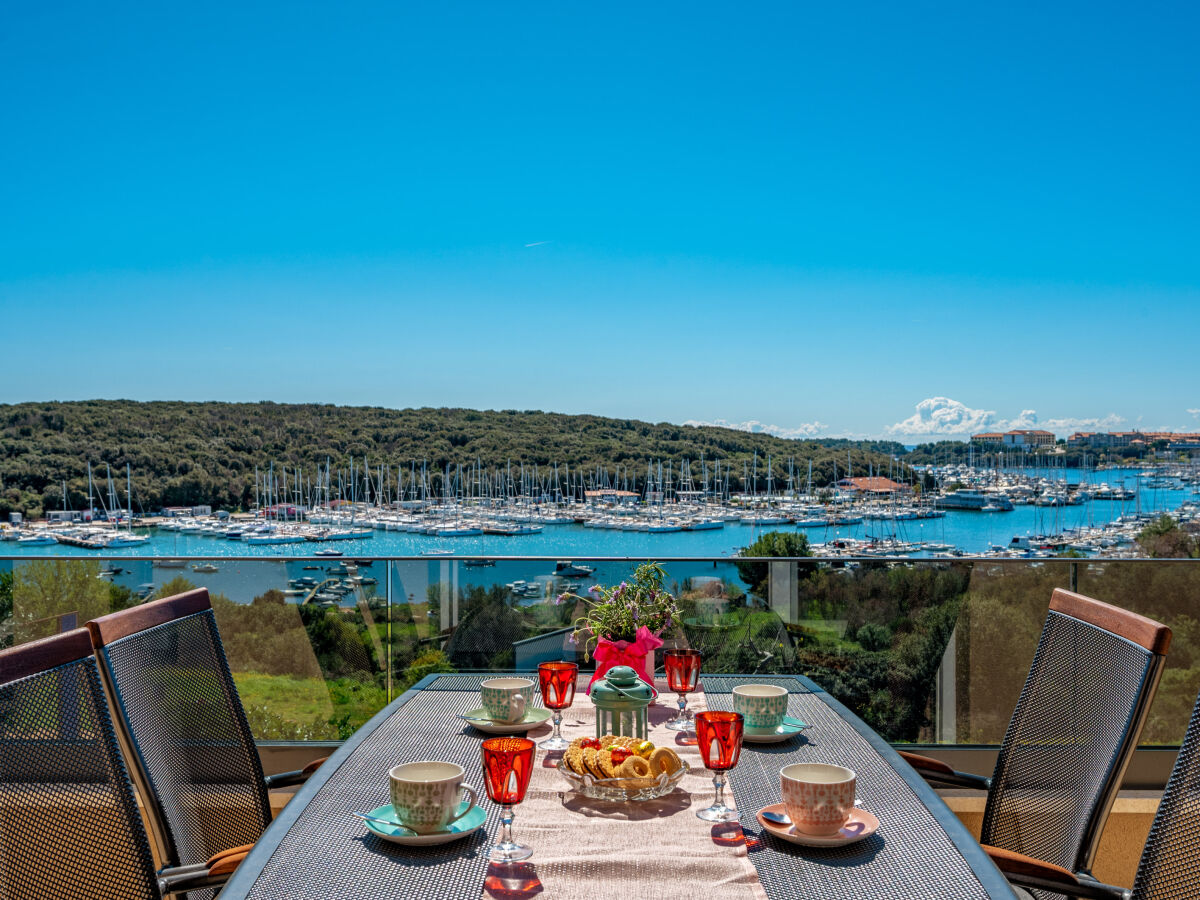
[86,588,323,871]
[901,589,1171,891]
[0,629,240,898]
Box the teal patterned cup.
[480,677,533,724]
[732,684,788,734]
[388,761,479,834]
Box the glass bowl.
[556,758,689,801]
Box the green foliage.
[1137,515,1200,558]
[0,569,12,649]
[736,531,812,599]
[395,649,456,693]
[0,400,914,516]
[855,623,892,651]
[567,562,680,656]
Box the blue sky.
[2,2,1198,440]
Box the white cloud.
[683,418,828,440]
[885,397,1125,438]
[1189,408,1200,419]
[884,397,998,436]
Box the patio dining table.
[217,673,1016,900]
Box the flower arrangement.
[559,562,680,690]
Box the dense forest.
[0,401,912,518]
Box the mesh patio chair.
[998,681,1200,900]
[85,589,326,887]
[899,589,1171,899]
[0,629,245,900]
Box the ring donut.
[618,756,652,778]
[649,747,681,775]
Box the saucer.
[756,803,879,847]
[363,802,486,846]
[742,720,808,743]
[461,707,553,734]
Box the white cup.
[781,763,856,835]
[388,761,479,834]
[480,677,532,724]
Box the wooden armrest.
[984,845,1078,887]
[208,849,249,878]
[983,846,1129,899]
[897,750,990,790]
[206,843,255,869]
[898,750,956,777]
[265,756,328,789]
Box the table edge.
[218,672,448,898]
[721,674,1016,900]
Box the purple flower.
[588,585,601,596]
[568,632,578,644]
[555,593,566,605]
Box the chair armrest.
[157,847,250,897]
[897,750,992,791]
[264,755,328,789]
[983,845,1129,900]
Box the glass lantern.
[590,665,655,740]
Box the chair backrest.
[981,589,1171,877]
[1130,685,1200,900]
[0,629,160,900]
[87,589,271,871]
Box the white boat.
[16,532,58,545]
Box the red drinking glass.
[694,711,743,822]
[537,661,578,751]
[663,649,701,732]
[481,737,536,861]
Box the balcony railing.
[3,555,1197,756]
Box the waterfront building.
[835,476,908,497]
[971,432,1005,446]
[1001,429,1056,448]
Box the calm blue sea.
[1,466,1190,608]
[3,467,1189,561]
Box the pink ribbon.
[586,626,664,692]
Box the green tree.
[735,531,812,599]
[1137,515,1200,558]
[11,559,111,643]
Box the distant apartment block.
[1066,431,1200,451]
[970,429,1056,448]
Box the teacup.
[732,683,788,734]
[781,763,856,836]
[480,677,533,724]
[388,761,479,835]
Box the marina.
[1,464,1195,560]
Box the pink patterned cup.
[781,763,856,835]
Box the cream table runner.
[484,677,768,900]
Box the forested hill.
[0,401,910,517]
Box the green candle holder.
[590,666,655,740]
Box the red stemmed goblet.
[663,649,702,732]
[694,711,743,822]
[481,737,536,862]
[537,661,578,751]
